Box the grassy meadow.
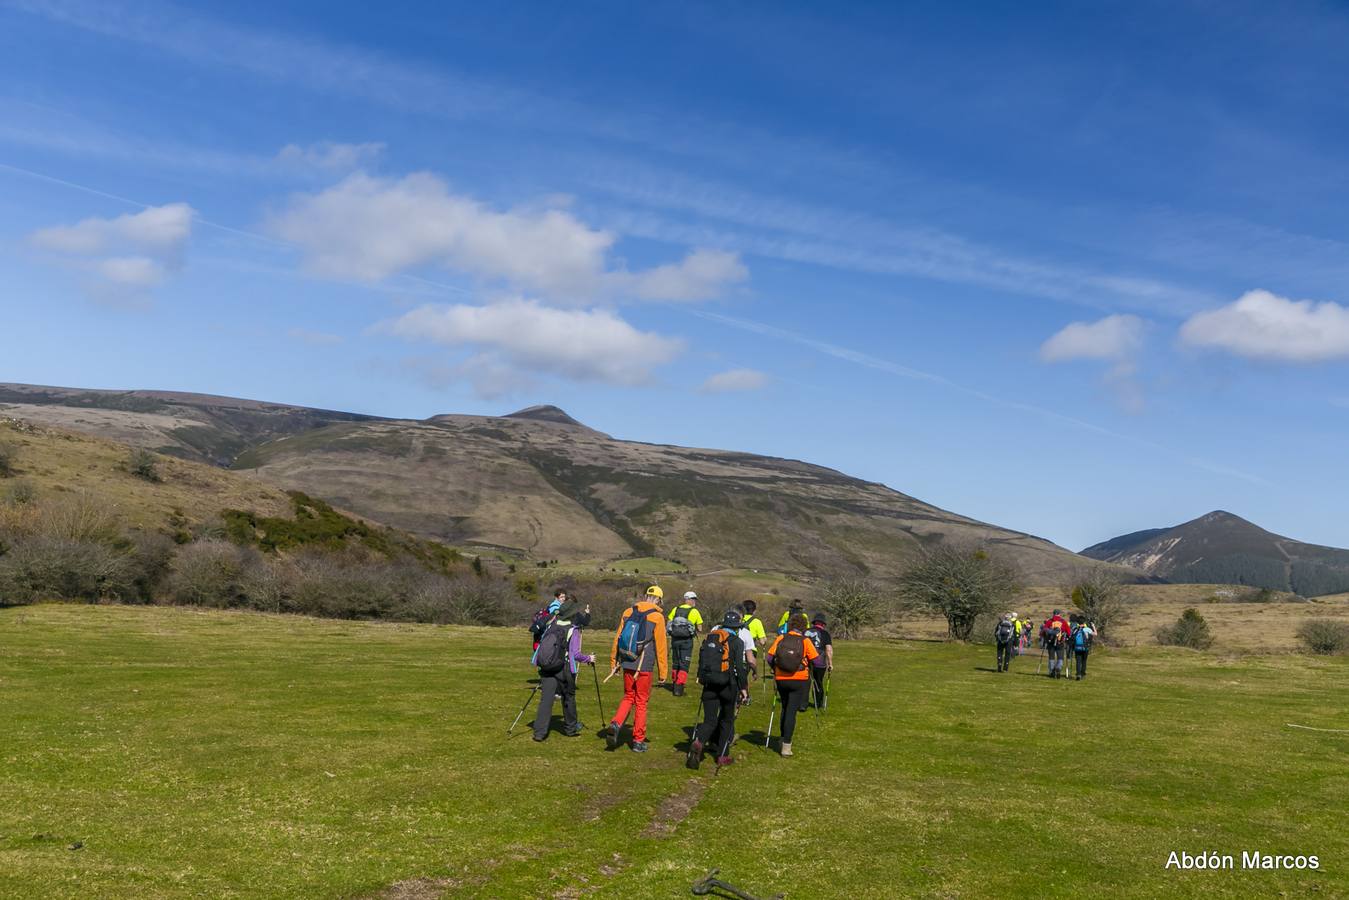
[1,603,1345,899]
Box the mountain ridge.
[2,381,1094,580]
[1082,510,1349,596]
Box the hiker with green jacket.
[667,591,704,697]
[688,609,750,769]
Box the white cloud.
[93,256,167,287]
[31,202,193,259]
[1179,289,1349,362]
[621,249,748,302]
[276,141,385,172]
[287,327,344,346]
[1039,314,1145,363]
[699,368,768,394]
[266,172,745,302]
[378,298,683,395]
[28,202,194,298]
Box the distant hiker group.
[519,585,835,763]
[990,608,1098,680]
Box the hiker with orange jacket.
[1041,608,1071,679]
[766,612,819,757]
[605,586,669,753]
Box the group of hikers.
[525,586,833,765]
[993,608,1097,680]
[522,585,1097,764]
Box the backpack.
[697,629,733,687]
[774,633,806,674]
[995,619,1014,644]
[535,624,569,674]
[1072,625,1092,653]
[529,608,554,643]
[669,605,696,640]
[616,605,649,663]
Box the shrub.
[899,544,1022,642]
[821,577,887,639]
[1065,567,1132,642]
[0,441,16,478]
[128,448,161,483]
[165,540,256,608]
[1296,619,1349,655]
[0,535,138,604]
[1156,608,1214,650]
[3,479,36,507]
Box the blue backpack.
[617,605,649,663]
[1072,625,1092,652]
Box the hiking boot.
[563,723,585,736]
[715,755,734,768]
[631,741,649,753]
[691,738,704,758]
[604,722,620,750]
[532,734,546,742]
[780,742,793,758]
[673,683,684,697]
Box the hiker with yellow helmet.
[604,585,669,753]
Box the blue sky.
[3,0,1348,551]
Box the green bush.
[1157,608,1214,650]
[0,441,16,478]
[1296,618,1349,655]
[127,448,161,483]
[3,479,35,507]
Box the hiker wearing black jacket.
[688,610,751,769]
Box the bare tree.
[821,577,887,639]
[1064,566,1133,643]
[898,544,1021,642]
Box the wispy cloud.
[287,328,344,346]
[699,368,769,394]
[690,308,1266,485]
[28,201,193,301]
[275,141,385,173]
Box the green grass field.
[2,604,1345,898]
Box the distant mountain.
[2,382,1091,580]
[0,383,371,466]
[1081,510,1349,596]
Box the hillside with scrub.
[0,383,1093,581]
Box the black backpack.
[535,624,568,674]
[697,629,733,687]
[995,619,1014,644]
[774,633,805,674]
[529,608,554,643]
[669,605,697,640]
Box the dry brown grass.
[0,419,291,536]
[885,582,1349,652]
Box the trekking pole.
[603,664,620,684]
[764,688,778,749]
[507,686,540,735]
[1035,643,1045,676]
[823,671,831,714]
[589,662,606,724]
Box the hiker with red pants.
[766,612,818,757]
[1041,608,1071,679]
[688,609,750,770]
[605,585,669,753]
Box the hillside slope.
[2,384,1090,580]
[1081,510,1349,596]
